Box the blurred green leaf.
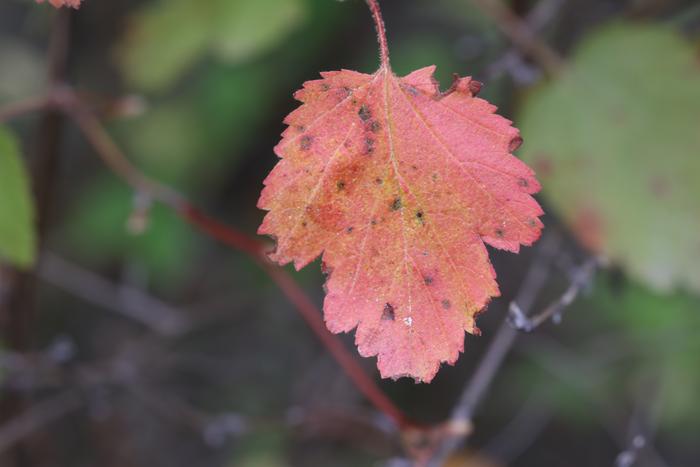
[519,23,700,293]
[596,278,700,427]
[0,38,45,102]
[227,429,288,467]
[0,126,36,268]
[59,174,198,286]
[212,0,305,63]
[117,0,306,92]
[114,63,276,189]
[508,274,700,430]
[117,0,212,92]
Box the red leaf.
[36,0,82,8]
[258,66,543,382]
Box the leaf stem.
[365,0,390,69]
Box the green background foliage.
[0,126,35,268]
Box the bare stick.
[38,252,190,336]
[471,0,565,77]
[60,95,417,431]
[0,97,53,123]
[508,256,598,332]
[365,0,391,68]
[0,391,82,454]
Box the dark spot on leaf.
[432,173,438,182]
[518,177,529,188]
[649,175,670,198]
[296,125,305,132]
[369,121,381,133]
[508,136,523,152]
[336,180,346,191]
[346,226,354,233]
[358,105,371,121]
[351,98,358,105]
[375,178,383,185]
[371,218,377,225]
[495,228,504,238]
[527,218,537,228]
[390,197,402,211]
[424,276,433,285]
[416,210,424,224]
[300,135,313,151]
[364,137,375,155]
[301,221,307,227]
[411,165,418,171]
[320,83,330,91]
[382,303,395,321]
[441,299,451,309]
[404,85,419,96]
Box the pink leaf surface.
[258,65,543,382]
[36,0,82,9]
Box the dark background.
[1,0,699,466]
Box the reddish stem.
[365,0,390,68]
[60,98,417,430]
[179,204,415,429]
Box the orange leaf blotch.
[258,65,543,382]
[36,0,82,8]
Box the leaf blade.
[0,126,36,268]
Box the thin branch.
[38,252,191,336]
[508,256,597,332]
[53,93,417,431]
[0,97,53,123]
[365,0,391,68]
[0,390,82,454]
[471,0,565,77]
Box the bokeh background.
[0,0,699,466]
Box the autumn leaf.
[258,3,543,382]
[36,0,82,8]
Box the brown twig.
[471,0,566,77]
[0,10,73,467]
[0,97,53,123]
[49,93,416,431]
[38,252,190,336]
[0,390,82,454]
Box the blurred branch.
[471,0,565,77]
[0,96,53,123]
[38,252,191,336]
[0,390,82,454]
[483,393,552,464]
[0,87,420,432]
[424,231,563,466]
[483,0,566,82]
[508,256,598,332]
[0,10,73,467]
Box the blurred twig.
[508,256,598,332]
[471,0,565,77]
[38,252,191,336]
[424,231,563,466]
[0,86,418,432]
[0,390,82,454]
